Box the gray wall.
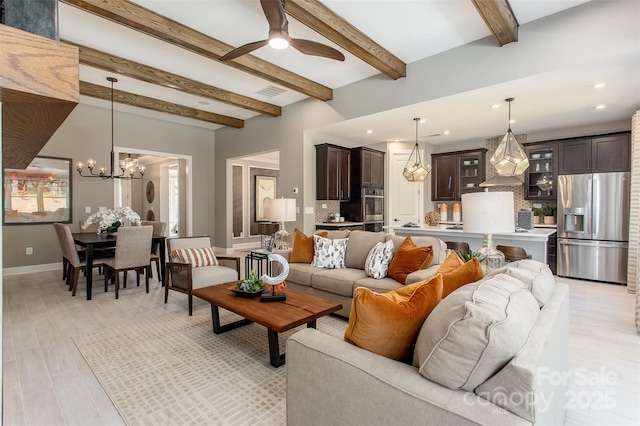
[214,1,638,248]
[3,104,215,268]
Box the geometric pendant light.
[489,97,530,176]
[403,118,431,181]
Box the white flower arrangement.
[82,206,141,234]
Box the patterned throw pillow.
[311,235,348,269]
[171,247,218,268]
[364,240,395,279]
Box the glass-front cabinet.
[432,148,486,201]
[458,151,486,197]
[524,143,557,200]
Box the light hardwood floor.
[2,268,639,425]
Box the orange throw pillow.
[440,257,484,298]
[436,250,466,274]
[289,229,328,263]
[388,236,434,284]
[344,274,443,362]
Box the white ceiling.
[59,0,639,145]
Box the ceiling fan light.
[269,37,289,50]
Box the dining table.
[72,232,167,300]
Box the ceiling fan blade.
[290,39,345,61]
[261,0,287,31]
[219,40,269,61]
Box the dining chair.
[141,220,167,281]
[102,226,153,299]
[54,223,106,296]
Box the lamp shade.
[270,198,296,222]
[461,192,515,234]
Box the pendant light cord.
[414,117,422,164]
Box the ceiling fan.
[219,0,345,62]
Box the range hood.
[479,175,523,187]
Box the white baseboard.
[231,242,262,251]
[3,262,61,276]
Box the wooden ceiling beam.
[285,0,406,80]
[80,81,244,128]
[470,0,519,46]
[60,0,333,101]
[67,42,281,117]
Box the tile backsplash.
[430,134,556,223]
[314,200,341,223]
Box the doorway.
[113,146,193,236]
[387,149,424,226]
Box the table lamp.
[461,191,515,271]
[270,197,296,250]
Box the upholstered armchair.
[165,236,240,315]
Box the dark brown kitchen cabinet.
[431,153,458,201]
[558,132,630,174]
[591,133,630,172]
[316,144,351,201]
[431,149,486,201]
[524,143,557,200]
[352,147,385,188]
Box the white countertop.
[316,222,364,227]
[385,224,556,240]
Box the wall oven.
[363,188,384,222]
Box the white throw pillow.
[311,235,348,269]
[364,240,395,279]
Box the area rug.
[73,308,348,425]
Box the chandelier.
[489,97,529,176]
[403,118,431,182]
[76,77,145,180]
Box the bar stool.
[445,241,470,252]
[496,245,532,262]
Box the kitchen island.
[385,224,557,264]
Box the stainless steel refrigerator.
[557,172,629,284]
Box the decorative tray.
[229,287,264,298]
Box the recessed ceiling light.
[509,119,516,124]
[595,104,606,109]
[393,139,399,142]
[365,129,373,134]
[419,119,426,124]
[443,130,450,135]
[198,101,210,105]
[593,83,606,89]
[491,104,500,109]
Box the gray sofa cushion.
[413,273,540,391]
[345,230,387,269]
[474,283,570,423]
[484,259,556,307]
[405,264,441,285]
[311,268,367,297]
[287,263,323,287]
[353,276,403,294]
[315,229,351,240]
[387,234,447,265]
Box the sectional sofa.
[278,229,448,317]
[287,258,570,425]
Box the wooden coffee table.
[192,282,342,367]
